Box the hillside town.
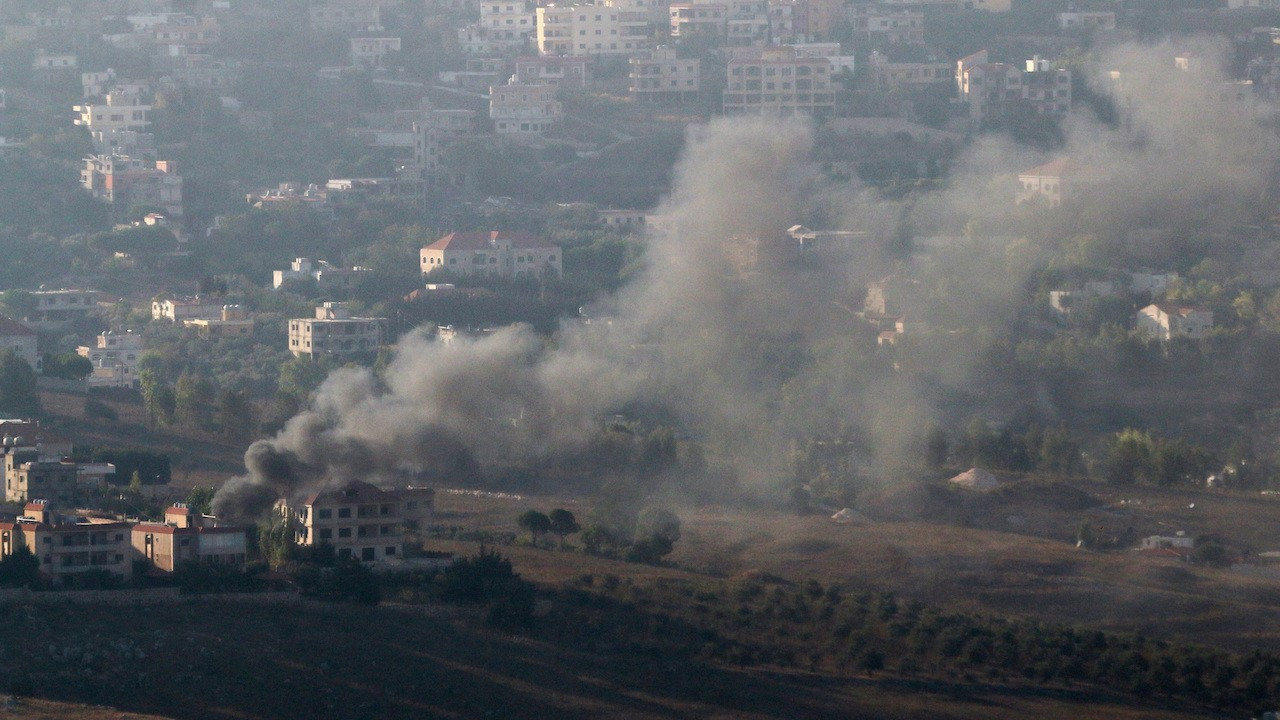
[7,0,1280,717]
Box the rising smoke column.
[213,117,825,519]
[214,40,1280,520]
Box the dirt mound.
[987,480,1100,511]
[860,479,1102,532]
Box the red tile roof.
[424,231,554,252]
[0,315,35,337]
[304,479,396,507]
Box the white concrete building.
[152,297,222,322]
[74,92,151,136]
[420,231,562,278]
[288,303,384,358]
[77,330,144,388]
[1136,304,1213,341]
[536,0,651,56]
[489,80,562,134]
[630,47,700,103]
[349,37,402,68]
[0,317,39,371]
[24,289,99,330]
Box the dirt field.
[433,486,1280,654]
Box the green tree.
[923,425,948,468]
[518,509,551,546]
[215,388,256,441]
[138,369,171,429]
[0,349,40,416]
[547,508,580,549]
[173,372,214,429]
[258,513,296,569]
[0,545,40,587]
[0,290,36,320]
[41,352,93,380]
[186,486,216,516]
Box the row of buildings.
[0,480,441,586]
[0,501,245,588]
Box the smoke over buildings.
[214,41,1279,520]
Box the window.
[361,547,376,561]
[386,546,397,556]
[319,528,332,539]
[338,508,351,518]
[338,528,352,538]
[318,508,332,519]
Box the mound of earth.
[859,479,1102,528]
[986,480,1100,511]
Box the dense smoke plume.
[214,40,1280,520]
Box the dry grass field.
[433,483,1280,654]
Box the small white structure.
[1139,532,1194,550]
[830,508,867,524]
[948,467,999,491]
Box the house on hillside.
[1016,158,1103,207]
[420,231,561,279]
[282,480,434,562]
[1135,304,1213,341]
[0,316,39,371]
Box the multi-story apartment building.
[481,0,536,46]
[0,316,38,371]
[515,55,592,88]
[0,502,133,588]
[867,50,950,90]
[536,0,651,56]
[288,480,434,562]
[1021,55,1071,115]
[848,7,924,45]
[669,1,727,37]
[1057,10,1115,31]
[150,16,220,52]
[74,91,151,137]
[412,103,475,194]
[288,303,384,358]
[349,36,402,67]
[132,504,247,572]
[77,330,144,389]
[4,452,81,506]
[791,42,854,74]
[309,1,385,32]
[183,305,254,338]
[420,231,563,278]
[630,47,700,103]
[24,289,100,330]
[723,46,835,116]
[957,52,1071,121]
[152,296,223,322]
[489,80,562,134]
[81,155,183,218]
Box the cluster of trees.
[138,369,257,440]
[550,576,1280,713]
[517,508,580,549]
[76,448,172,486]
[936,418,1084,476]
[1099,428,1217,487]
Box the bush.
[294,559,381,605]
[175,562,259,594]
[441,548,535,628]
